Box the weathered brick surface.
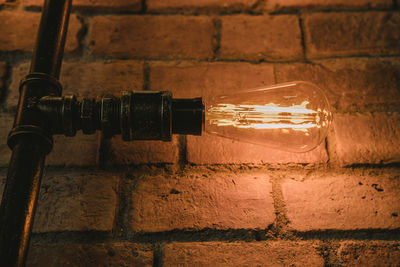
[32,170,117,232]
[24,0,141,11]
[188,134,328,164]
[0,113,13,167]
[109,136,179,165]
[275,58,400,113]
[304,12,400,58]
[8,61,143,108]
[282,169,400,231]
[164,241,324,266]
[90,16,214,59]
[266,0,392,11]
[131,169,274,232]
[150,61,328,164]
[1,0,399,261]
[46,133,99,166]
[150,61,275,99]
[0,11,80,53]
[27,243,153,267]
[220,15,302,61]
[147,0,258,12]
[333,113,400,166]
[338,241,400,266]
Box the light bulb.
[204,81,332,152]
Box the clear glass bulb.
[204,81,332,152]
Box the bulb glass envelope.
[205,81,332,152]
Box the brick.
[220,15,302,61]
[27,243,153,267]
[0,113,14,167]
[338,241,400,266]
[131,169,274,232]
[333,113,400,166]
[148,0,258,12]
[90,16,214,59]
[32,170,117,232]
[150,61,327,164]
[7,60,143,108]
[150,61,275,100]
[0,11,80,53]
[46,133,99,166]
[282,169,400,231]
[164,241,324,266]
[275,58,400,113]
[109,135,179,165]
[266,0,392,11]
[24,0,141,12]
[0,61,7,99]
[187,134,327,164]
[304,12,400,58]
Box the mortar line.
[269,173,295,240]
[21,6,400,15]
[153,243,164,267]
[298,12,308,61]
[141,0,147,14]
[75,14,91,60]
[30,227,400,244]
[211,17,222,61]
[177,135,188,170]
[316,241,341,267]
[5,51,400,65]
[112,174,129,240]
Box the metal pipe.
[35,93,204,141]
[30,0,72,78]
[0,0,71,265]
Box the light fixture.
[204,81,332,152]
[21,81,331,154]
[0,0,333,265]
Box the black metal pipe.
[0,0,71,265]
[35,93,204,141]
[30,0,72,78]
[0,141,46,266]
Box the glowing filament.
[207,101,321,133]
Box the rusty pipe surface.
[0,0,72,266]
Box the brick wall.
[0,0,400,266]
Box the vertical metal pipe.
[0,0,71,265]
[0,141,46,266]
[30,0,72,78]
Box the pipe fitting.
[7,73,63,154]
[34,91,204,141]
